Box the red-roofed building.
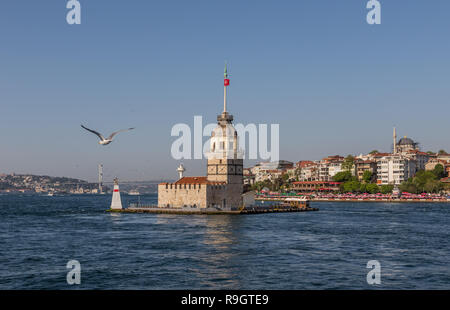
[296,161,319,181]
[292,181,341,193]
[319,156,344,181]
[441,177,450,183]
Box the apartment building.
[376,155,416,185]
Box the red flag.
[224,79,230,86]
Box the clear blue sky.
[0,0,449,181]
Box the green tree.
[424,179,443,193]
[362,170,373,183]
[413,170,438,193]
[433,164,446,179]
[359,183,367,193]
[342,155,355,171]
[343,180,361,193]
[333,171,354,182]
[438,150,447,155]
[380,184,394,194]
[366,183,380,194]
[399,178,417,194]
[400,170,445,194]
[369,150,379,155]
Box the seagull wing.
[107,128,135,140]
[81,125,105,140]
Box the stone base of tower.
[158,177,243,210]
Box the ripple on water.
[1,196,449,289]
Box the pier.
[109,201,318,215]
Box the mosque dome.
[398,136,415,146]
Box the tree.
[333,171,354,182]
[342,155,355,171]
[362,170,373,183]
[400,169,445,194]
[369,150,379,155]
[342,180,361,193]
[438,150,447,155]
[399,178,418,194]
[380,184,394,194]
[366,183,380,194]
[424,179,443,193]
[432,164,446,179]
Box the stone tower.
[206,64,243,207]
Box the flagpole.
[224,84,227,113]
[223,62,229,113]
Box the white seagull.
[81,125,135,145]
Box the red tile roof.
[370,152,391,157]
[406,150,429,156]
[297,161,317,168]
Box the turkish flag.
[224,79,230,86]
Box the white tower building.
[110,178,122,210]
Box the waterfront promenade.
[256,194,450,203]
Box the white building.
[376,155,416,185]
[403,150,430,172]
[318,156,344,181]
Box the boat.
[128,190,140,196]
[282,197,310,209]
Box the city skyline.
[1,1,450,182]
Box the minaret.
[176,163,185,180]
[393,127,397,154]
[110,177,122,210]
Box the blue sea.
[0,194,449,289]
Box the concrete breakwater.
[109,204,319,215]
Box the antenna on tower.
[98,164,103,194]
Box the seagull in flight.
[81,125,134,145]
